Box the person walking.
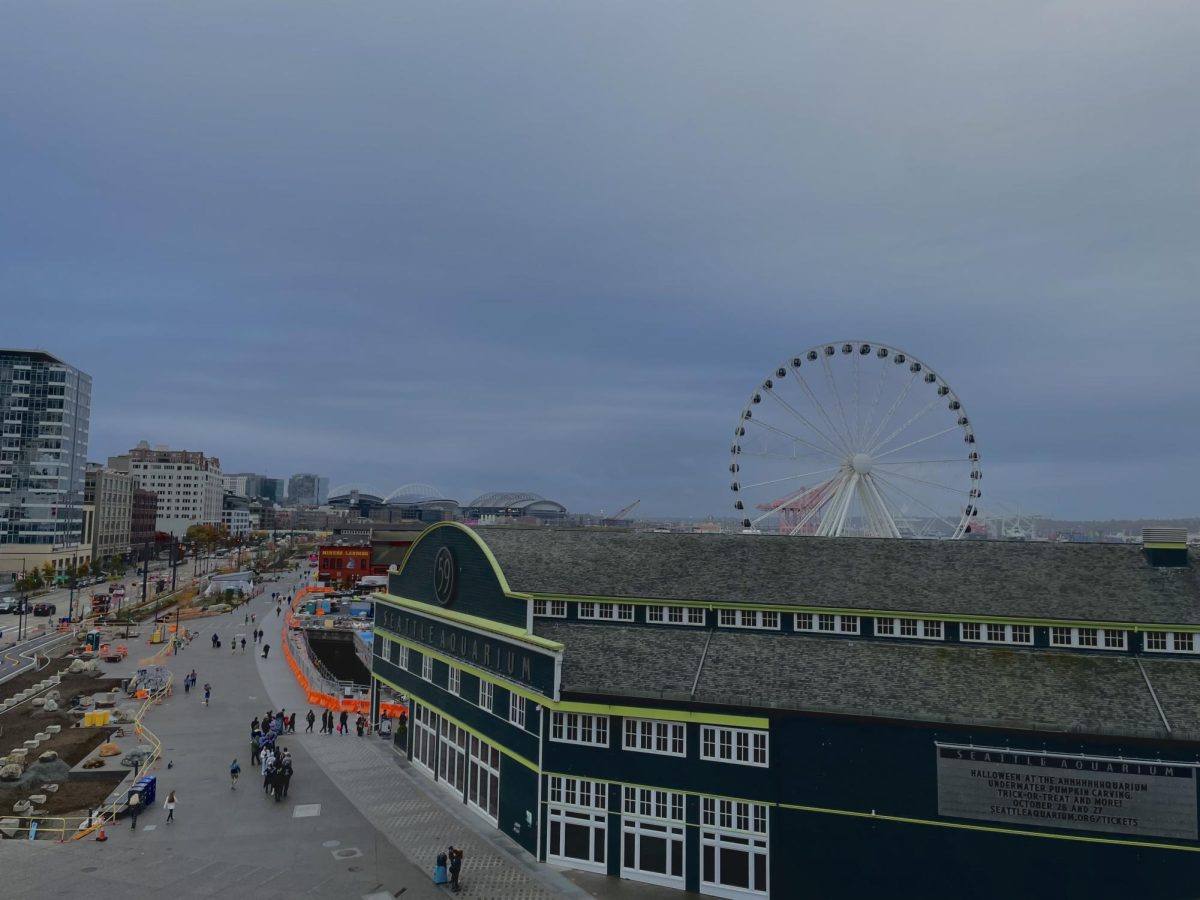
[211,633,218,649]
[127,789,142,830]
[261,643,270,660]
[165,790,177,823]
[241,636,246,653]
[280,753,293,798]
[203,683,211,706]
[230,759,240,789]
[183,677,190,695]
[355,715,365,737]
[288,712,297,734]
[339,710,349,736]
[251,716,260,736]
[305,709,315,733]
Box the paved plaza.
[0,568,690,899]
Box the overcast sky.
[3,2,1198,520]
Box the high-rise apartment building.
[0,349,92,576]
[82,463,134,568]
[223,473,285,502]
[287,473,328,507]
[109,442,223,537]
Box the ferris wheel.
[729,342,980,539]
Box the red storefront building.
[317,546,373,586]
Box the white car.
[0,597,17,614]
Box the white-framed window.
[509,693,526,728]
[412,702,439,775]
[447,665,461,696]
[550,712,610,747]
[874,618,943,640]
[421,654,433,681]
[578,602,635,622]
[794,612,860,634]
[623,718,686,757]
[621,787,686,888]
[700,726,768,767]
[961,622,1032,645]
[533,599,567,617]
[719,609,781,630]
[478,679,494,713]
[701,797,770,896]
[548,777,608,872]
[646,605,707,626]
[1049,626,1126,650]
[468,735,501,824]
[397,644,409,670]
[1142,631,1196,654]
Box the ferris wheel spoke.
[820,355,857,453]
[874,458,965,466]
[852,352,864,448]
[874,468,970,495]
[871,425,960,461]
[867,394,942,458]
[763,388,847,457]
[870,472,961,534]
[862,371,919,451]
[862,353,891,450]
[745,418,843,461]
[739,465,843,492]
[858,475,901,538]
[790,368,854,455]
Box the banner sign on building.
[936,744,1198,841]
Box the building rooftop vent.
[1143,528,1189,568]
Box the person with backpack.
[230,759,241,789]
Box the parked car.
[0,596,16,614]
[32,602,57,617]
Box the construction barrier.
[281,587,406,720]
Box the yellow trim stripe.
[373,674,539,772]
[374,592,563,652]
[1144,542,1187,550]
[778,802,1200,854]
[376,632,769,728]
[392,521,520,594]
[528,593,1200,632]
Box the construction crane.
[603,500,640,526]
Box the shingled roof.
[478,528,1200,624]
[534,621,1196,741]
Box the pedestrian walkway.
[254,571,583,899]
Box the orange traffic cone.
[95,827,107,842]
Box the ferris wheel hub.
[850,453,874,475]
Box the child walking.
[165,790,177,823]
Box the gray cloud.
[3,1,1198,519]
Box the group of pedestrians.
[248,712,294,801]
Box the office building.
[82,463,134,569]
[288,473,329,507]
[109,442,223,537]
[0,349,92,576]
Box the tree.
[41,561,55,582]
[109,554,126,577]
[78,559,90,577]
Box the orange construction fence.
[282,586,407,720]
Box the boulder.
[97,743,121,758]
[37,750,58,763]
[27,794,46,805]
[43,700,58,713]
[0,766,19,782]
[8,749,27,761]
[68,659,86,674]
[45,690,60,702]
[0,818,19,838]
[30,698,45,708]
